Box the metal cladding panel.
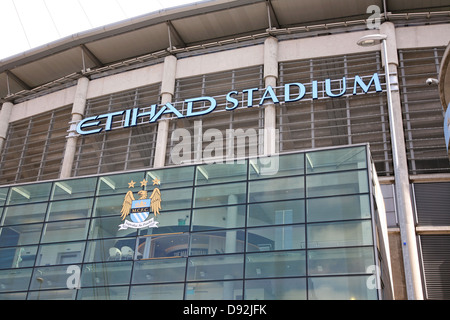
[421,235,450,300]
[414,182,450,226]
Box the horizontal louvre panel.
[414,182,450,226]
[421,235,450,300]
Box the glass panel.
[160,187,192,211]
[187,254,244,281]
[7,183,52,205]
[194,182,246,208]
[189,230,245,255]
[308,247,374,276]
[248,199,305,227]
[306,170,368,198]
[132,258,187,284]
[89,216,137,239]
[0,246,37,269]
[146,166,194,189]
[96,172,145,196]
[77,286,129,300]
[245,251,306,279]
[51,177,97,200]
[93,194,125,217]
[307,194,371,222]
[306,146,367,174]
[248,176,304,203]
[0,187,8,206]
[195,162,247,185]
[308,275,377,300]
[307,220,373,248]
[244,278,307,300]
[137,233,189,259]
[192,205,245,231]
[81,261,132,287]
[29,265,79,290]
[139,210,190,235]
[1,203,47,225]
[36,242,85,266]
[47,198,93,221]
[247,225,305,252]
[27,289,77,300]
[130,283,184,300]
[41,220,89,243]
[0,268,33,292]
[0,224,42,247]
[185,280,243,300]
[249,153,304,180]
[84,237,136,263]
[0,292,27,300]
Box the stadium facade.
[0,0,449,300]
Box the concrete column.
[154,55,177,168]
[381,22,424,300]
[263,37,278,156]
[0,102,14,152]
[60,77,90,179]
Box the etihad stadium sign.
[76,73,382,135]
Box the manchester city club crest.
[118,178,162,230]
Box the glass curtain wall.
[0,145,389,300]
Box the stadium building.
[0,0,449,300]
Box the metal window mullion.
[15,119,33,182]
[310,59,315,149]
[399,50,416,174]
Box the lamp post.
[357,33,424,300]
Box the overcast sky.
[0,0,198,60]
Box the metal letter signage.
[76,73,383,135]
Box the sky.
[0,0,199,60]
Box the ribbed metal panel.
[421,235,450,300]
[414,182,450,226]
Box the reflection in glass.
[2,203,47,225]
[306,146,367,174]
[89,216,137,239]
[187,254,244,281]
[249,153,304,180]
[0,188,8,206]
[84,237,136,263]
[247,225,305,252]
[41,220,89,243]
[248,176,304,203]
[139,210,190,235]
[78,286,129,300]
[308,275,377,300]
[308,247,374,276]
[96,172,145,196]
[147,166,194,189]
[185,280,243,300]
[137,234,189,259]
[160,187,193,211]
[51,177,97,200]
[195,162,247,185]
[306,170,368,198]
[36,242,85,266]
[0,224,42,247]
[189,230,245,255]
[307,220,373,248]
[47,198,93,221]
[0,246,37,269]
[194,182,246,208]
[307,194,371,222]
[7,183,51,205]
[132,258,187,284]
[192,205,245,231]
[245,251,306,279]
[93,194,124,217]
[130,283,184,300]
[0,269,33,293]
[30,265,78,290]
[248,199,305,227]
[81,261,132,287]
[245,278,306,300]
[27,289,77,300]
